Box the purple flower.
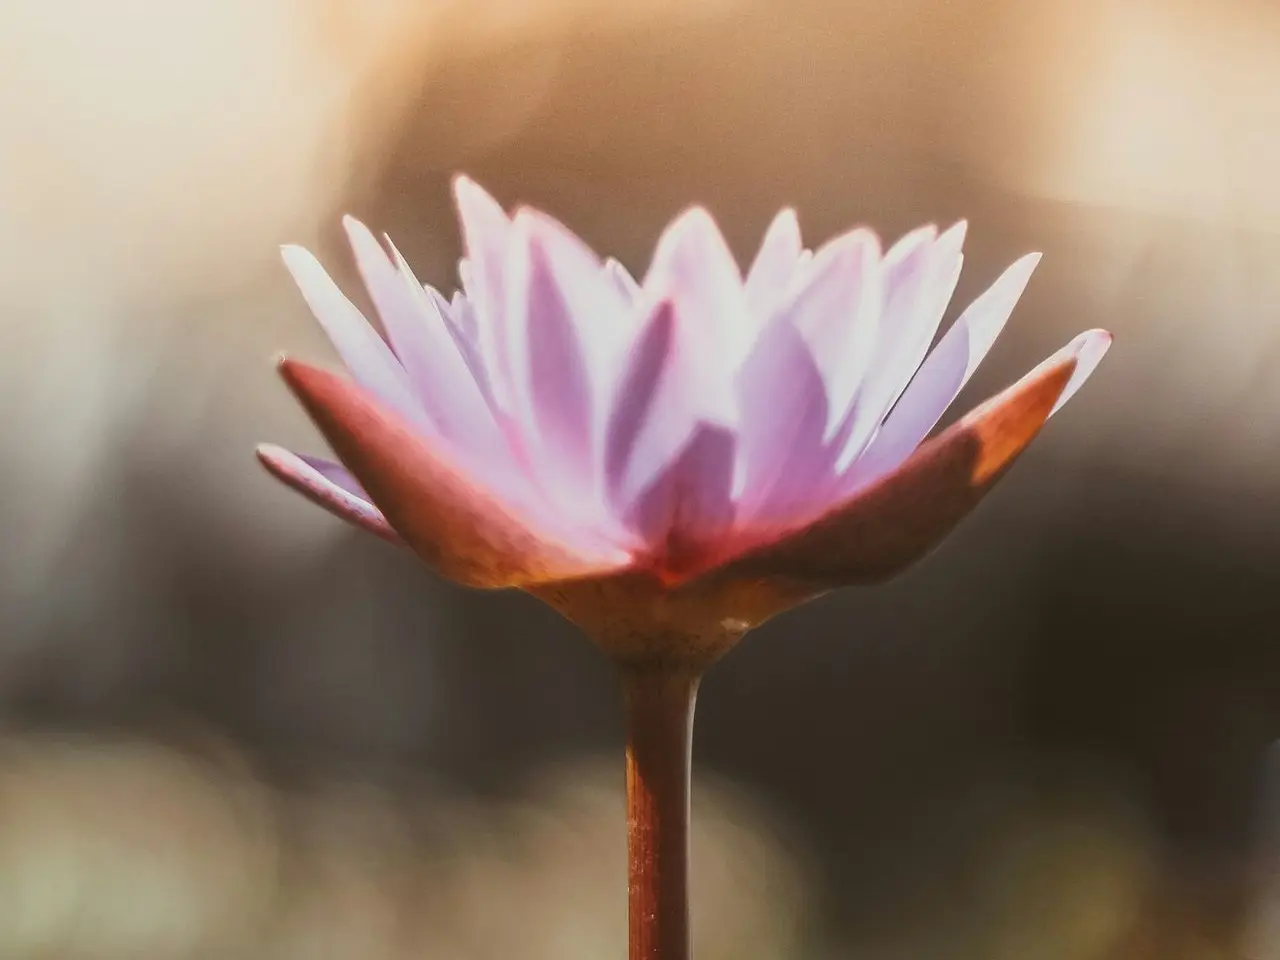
[260,177,1108,657]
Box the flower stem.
[622,663,700,960]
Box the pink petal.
[502,211,638,509]
[838,252,1042,493]
[277,359,632,587]
[605,257,641,302]
[605,300,676,503]
[642,206,754,367]
[626,423,738,580]
[1052,329,1112,414]
[784,226,883,435]
[342,218,508,463]
[733,319,829,521]
[615,208,745,512]
[745,208,803,308]
[256,444,402,545]
[430,286,493,400]
[453,175,513,405]
[502,212,595,492]
[716,347,1083,586]
[280,245,428,430]
[841,221,967,464]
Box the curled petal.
[719,343,1092,586]
[277,359,631,587]
[256,445,403,545]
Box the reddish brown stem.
[622,664,700,960]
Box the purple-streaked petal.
[715,349,1082,586]
[615,208,745,512]
[256,444,402,545]
[276,359,632,587]
[626,423,738,580]
[838,252,1042,490]
[342,218,508,465]
[783,227,882,434]
[734,320,829,520]
[605,300,676,503]
[280,245,428,429]
[502,211,638,509]
[745,208,803,308]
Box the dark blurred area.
[2,0,1280,956]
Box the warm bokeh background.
[2,0,1280,957]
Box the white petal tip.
[941,219,969,245]
[280,244,318,272]
[452,174,503,214]
[255,442,287,461]
[1051,329,1112,414]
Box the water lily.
[258,176,1110,960]
[260,176,1107,652]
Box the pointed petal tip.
[341,214,381,248]
[1049,328,1113,415]
[941,219,969,245]
[279,243,312,268]
[255,442,405,546]
[450,172,476,198]
[452,173,503,214]
[254,441,287,466]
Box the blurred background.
[1,0,1279,956]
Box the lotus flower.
[259,176,1108,660]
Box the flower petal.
[453,175,513,405]
[784,226,882,435]
[734,320,829,519]
[718,342,1091,586]
[841,221,967,463]
[626,423,738,581]
[605,299,677,504]
[342,217,507,461]
[605,257,641,303]
[280,245,428,430]
[616,208,744,511]
[502,210,638,512]
[1052,328,1112,414]
[277,358,632,587]
[643,206,754,367]
[838,252,1042,489]
[745,208,803,309]
[256,444,402,545]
